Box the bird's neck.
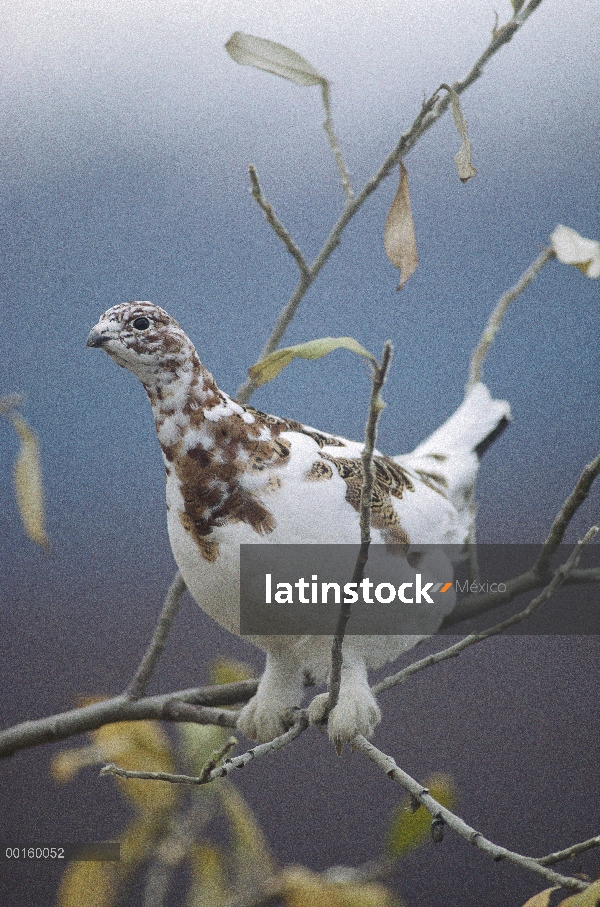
[140,351,228,460]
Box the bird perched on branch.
[87,302,510,749]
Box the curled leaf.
[249,337,377,388]
[9,413,49,550]
[550,224,600,278]
[384,161,418,290]
[225,32,325,87]
[443,84,477,183]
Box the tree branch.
[320,82,354,200]
[327,343,393,718]
[442,450,600,627]
[353,733,588,892]
[248,165,310,279]
[534,452,600,577]
[101,715,308,786]
[237,1,547,404]
[0,681,258,758]
[374,528,598,696]
[126,572,187,700]
[468,246,555,388]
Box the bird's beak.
[86,328,108,348]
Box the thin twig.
[443,450,600,626]
[237,1,547,404]
[352,734,588,892]
[248,165,310,279]
[327,343,393,717]
[127,572,187,700]
[534,452,600,578]
[101,715,308,786]
[468,246,555,388]
[374,528,598,696]
[197,736,238,782]
[320,82,354,200]
[537,835,600,867]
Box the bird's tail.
[398,382,510,512]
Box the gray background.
[0,0,598,904]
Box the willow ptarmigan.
[87,301,510,748]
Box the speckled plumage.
[87,301,510,748]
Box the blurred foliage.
[385,774,457,858]
[1,396,49,550]
[51,661,459,906]
[523,881,600,907]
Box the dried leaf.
[225,32,325,87]
[550,225,600,278]
[386,774,457,858]
[9,413,49,550]
[445,85,477,183]
[249,337,377,388]
[384,161,418,290]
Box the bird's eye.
[132,316,151,331]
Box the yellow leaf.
[384,161,418,290]
[178,722,230,777]
[187,844,229,907]
[90,720,176,812]
[225,32,325,87]
[219,783,276,886]
[117,814,164,879]
[248,337,377,388]
[56,862,115,907]
[522,889,559,907]
[51,746,100,783]
[209,658,255,686]
[282,867,344,907]
[9,413,49,550]
[386,774,457,858]
[555,880,600,907]
[281,868,401,907]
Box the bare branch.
[237,3,547,404]
[443,450,600,627]
[101,715,308,786]
[537,835,600,866]
[352,734,588,892]
[127,572,186,700]
[320,82,354,200]
[0,680,258,759]
[374,528,598,695]
[468,247,555,388]
[327,343,393,718]
[248,165,310,279]
[534,452,600,577]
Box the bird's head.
[86,302,196,384]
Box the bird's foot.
[308,686,381,754]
